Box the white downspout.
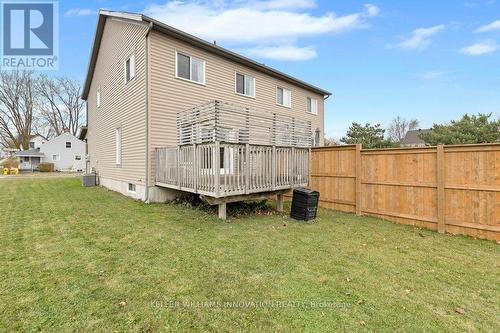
[144,22,153,203]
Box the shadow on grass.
[169,195,283,219]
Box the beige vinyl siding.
[149,30,325,183]
[87,18,149,184]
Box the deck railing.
[156,143,309,198]
[156,100,312,198]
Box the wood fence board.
[310,144,499,241]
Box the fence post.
[355,144,362,215]
[437,144,445,233]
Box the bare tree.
[0,70,37,150]
[37,75,85,137]
[387,116,420,142]
[324,136,340,146]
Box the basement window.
[128,183,136,193]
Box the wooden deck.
[154,100,312,218]
[155,143,310,198]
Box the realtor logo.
[1,0,58,69]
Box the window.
[74,155,82,161]
[235,73,255,97]
[124,54,135,84]
[66,142,71,148]
[314,128,321,147]
[97,86,101,108]
[29,142,35,149]
[23,156,29,162]
[176,51,205,84]
[276,87,291,107]
[307,97,318,115]
[52,154,60,161]
[128,183,136,193]
[115,128,121,165]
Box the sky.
[56,0,500,139]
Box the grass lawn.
[1,178,499,332]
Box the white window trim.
[97,86,101,108]
[52,154,60,161]
[276,86,292,108]
[127,183,136,193]
[234,72,256,98]
[175,50,206,85]
[124,53,136,84]
[306,97,318,115]
[115,128,122,166]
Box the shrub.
[39,162,54,172]
[1,157,18,169]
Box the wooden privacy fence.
[310,143,499,242]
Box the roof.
[400,129,432,145]
[82,10,332,100]
[15,149,45,157]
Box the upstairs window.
[306,97,318,115]
[97,86,101,108]
[66,142,72,148]
[176,51,205,84]
[235,73,255,97]
[29,142,35,149]
[276,87,291,107]
[115,128,122,165]
[124,54,135,84]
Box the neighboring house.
[16,132,85,171]
[27,134,47,150]
[1,134,47,159]
[400,129,432,147]
[81,10,331,206]
[1,147,17,159]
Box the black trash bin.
[290,187,320,221]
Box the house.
[27,134,47,150]
[81,10,331,216]
[1,147,17,159]
[400,129,432,147]
[16,132,85,171]
[1,134,47,159]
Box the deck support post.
[214,142,220,196]
[272,146,276,190]
[193,144,197,192]
[218,202,227,220]
[245,143,250,194]
[276,193,284,212]
[177,147,181,189]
